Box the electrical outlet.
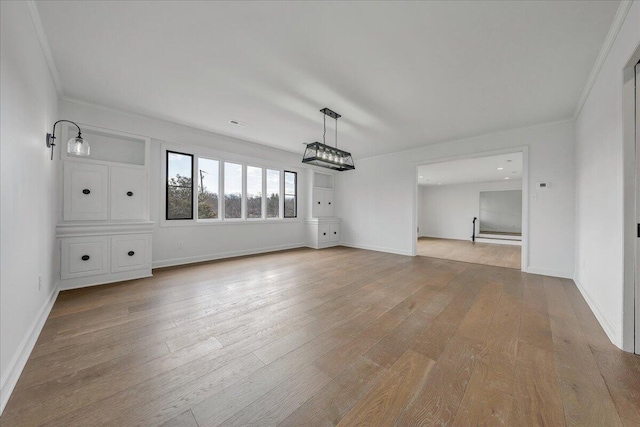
[178,241,184,249]
[38,276,42,291]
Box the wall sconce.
[46,120,90,160]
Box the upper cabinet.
[312,187,335,218]
[63,162,109,221]
[60,124,151,222]
[110,166,148,220]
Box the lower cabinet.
[306,218,340,249]
[61,236,109,279]
[57,223,154,289]
[111,234,150,273]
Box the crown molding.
[573,0,634,119]
[25,0,64,96]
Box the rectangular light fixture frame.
[302,141,355,171]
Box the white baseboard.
[58,271,153,291]
[340,242,413,257]
[152,243,306,269]
[0,285,59,415]
[573,277,620,348]
[526,266,573,279]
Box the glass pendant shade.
[67,136,90,156]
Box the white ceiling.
[36,1,619,159]
[418,152,523,186]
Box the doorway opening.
[416,152,525,270]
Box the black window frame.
[284,170,297,218]
[166,150,194,220]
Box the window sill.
[160,218,302,228]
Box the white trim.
[152,243,305,269]
[58,271,153,291]
[526,266,573,280]
[25,0,63,96]
[0,286,59,415]
[573,1,635,119]
[56,221,155,237]
[474,238,521,246]
[339,242,413,257]
[573,277,620,347]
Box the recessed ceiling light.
[506,159,512,162]
[437,182,442,185]
[419,176,424,178]
[512,171,517,174]
[504,177,510,180]
[229,120,248,127]
[497,167,504,170]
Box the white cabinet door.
[324,190,335,217]
[319,224,331,243]
[63,162,108,221]
[111,234,150,273]
[111,166,148,220]
[312,187,325,218]
[61,236,109,279]
[330,223,340,242]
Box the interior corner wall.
[335,120,576,277]
[0,1,60,412]
[59,99,311,268]
[574,1,640,350]
[418,180,523,240]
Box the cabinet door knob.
[81,255,90,261]
[328,202,331,205]
[82,189,91,195]
[128,251,135,256]
[334,232,337,234]
[127,191,133,197]
[317,201,321,204]
[323,232,326,235]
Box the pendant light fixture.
[46,120,90,160]
[302,108,354,171]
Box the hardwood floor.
[418,237,521,269]
[2,247,638,426]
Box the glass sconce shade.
[67,136,90,156]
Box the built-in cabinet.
[312,187,335,218]
[56,123,153,290]
[306,170,341,249]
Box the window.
[266,169,280,218]
[166,151,193,220]
[198,158,219,219]
[224,162,243,219]
[284,171,297,218]
[164,148,297,223]
[246,166,263,219]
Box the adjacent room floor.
[2,247,637,426]
[418,237,521,269]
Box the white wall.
[574,1,640,350]
[418,181,522,240]
[60,99,315,268]
[336,120,575,278]
[0,1,60,412]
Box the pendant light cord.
[335,117,338,148]
[323,113,326,145]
